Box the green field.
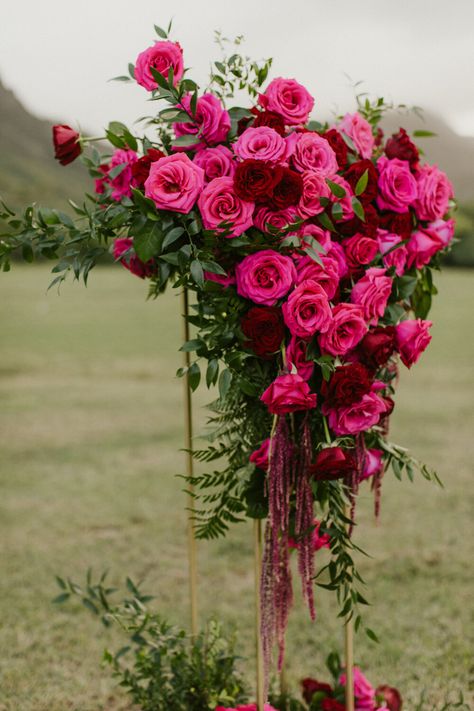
[0,266,473,710]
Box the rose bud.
[253,109,286,136]
[301,677,333,703]
[376,685,403,711]
[52,125,82,166]
[310,447,356,481]
[385,127,419,169]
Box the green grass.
[0,265,473,710]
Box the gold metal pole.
[182,288,198,637]
[254,518,265,711]
[344,503,355,711]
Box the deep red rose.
[269,168,303,209]
[309,446,356,481]
[234,159,280,202]
[385,128,419,169]
[374,126,384,147]
[322,363,372,408]
[344,159,379,204]
[323,128,349,168]
[376,685,403,711]
[95,163,110,194]
[379,210,414,240]
[131,148,165,188]
[52,124,82,166]
[241,306,285,359]
[343,234,379,273]
[321,699,345,711]
[301,678,333,703]
[382,395,395,416]
[358,326,397,369]
[337,203,379,238]
[253,109,287,136]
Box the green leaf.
[326,178,346,198]
[162,226,185,250]
[351,196,365,221]
[150,67,170,90]
[206,358,219,387]
[190,259,204,287]
[218,369,232,399]
[331,202,344,221]
[52,592,70,604]
[133,223,163,262]
[413,130,437,137]
[154,24,168,38]
[317,212,336,233]
[110,75,131,82]
[365,627,380,643]
[188,362,201,391]
[180,339,204,352]
[172,135,201,148]
[355,169,369,196]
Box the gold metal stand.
[344,503,355,711]
[254,518,265,711]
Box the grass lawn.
[0,265,473,710]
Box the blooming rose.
[260,373,317,414]
[322,363,372,408]
[377,230,407,276]
[233,160,278,202]
[135,40,184,90]
[323,128,348,168]
[385,127,419,168]
[395,319,432,368]
[414,164,453,221]
[298,223,332,252]
[358,325,397,369]
[309,447,356,480]
[340,668,376,711]
[327,241,349,278]
[351,267,393,325]
[425,218,455,247]
[406,218,455,269]
[283,280,332,338]
[108,148,138,201]
[297,170,331,218]
[375,685,403,711]
[344,159,379,204]
[295,254,340,300]
[379,210,413,240]
[319,304,367,356]
[199,176,254,236]
[343,234,379,274]
[337,112,375,159]
[329,175,355,221]
[234,126,289,163]
[113,237,155,279]
[261,77,314,125]
[252,109,286,135]
[360,448,384,481]
[241,306,284,358]
[145,153,204,213]
[292,133,338,176]
[376,156,418,213]
[236,250,296,305]
[270,168,304,209]
[174,93,231,148]
[301,677,333,703]
[253,206,298,235]
[131,148,165,188]
[193,146,235,183]
[325,390,388,435]
[339,202,380,239]
[286,336,314,380]
[249,438,270,471]
[52,125,81,165]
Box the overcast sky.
[1,0,473,137]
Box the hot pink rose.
[396,319,432,368]
[337,112,375,159]
[261,77,314,125]
[174,93,231,148]
[292,133,338,176]
[377,230,407,276]
[234,126,289,163]
[414,164,453,221]
[107,149,138,201]
[343,234,379,273]
[325,390,387,435]
[425,218,455,247]
[198,176,254,237]
[376,156,418,213]
[204,270,235,287]
[351,267,393,325]
[329,175,354,221]
[295,254,340,300]
[194,146,236,182]
[406,218,455,269]
[236,250,296,305]
[113,237,155,278]
[289,518,330,551]
[298,223,332,251]
[319,303,367,356]
[286,336,314,380]
[327,241,349,278]
[254,206,299,235]
[283,280,332,338]
[340,667,376,711]
[249,438,271,471]
[261,373,317,414]
[297,170,331,218]
[144,153,204,213]
[135,40,184,90]
[360,448,384,481]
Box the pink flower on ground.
[297,170,331,218]
[396,319,432,368]
[294,254,340,299]
[260,77,314,125]
[324,391,388,435]
[109,149,138,201]
[174,93,231,148]
[198,176,254,237]
[234,126,289,163]
[283,280,332,338]
[254,206,299,235]
[144,153,204,213]
[261,373,317,415]
[377,230,407,276]
[135,41,184,90]
[376,157,418,213]
[235,250,296,306]
[249,438,271,471]
[337,112,375,159]
[319,303,367,357]
[360,448,384,481]
[286,336,314,380]
[194,146,236,182]
[351,267,393,325]
[414,164,453,221]
[339,667,376,711]
[113,237,155,279]
[292,132,338,176]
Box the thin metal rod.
[182,288,198,637]
[254,518,265,711]
[344,503,355,711]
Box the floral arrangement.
[0,21,457,696]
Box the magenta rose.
[297,170,331,218]
[204,270,235,287]
[193,146,235,182]
[260,77,314,125]
[174,93,230,148]
[351,267,393,325]
[339,667,376,711]
[414,164,453,221]
[377,229,407,276]
[343,234,379,274]
[286,336,314,380]
[376,156,418,213]
[298,223,332,252]
[261,373,317,415]
[283,280,332,338]
[360,448,384,481]
[107,148,138,201]
[295,254,340,300]
[337,112,375,159]
[292,133,338,176]
[236,250,296,306]
[249,438,270,471]
[327,241,349,278]
[253,206,298,235]
[113,237,156,279]
[425,218,455,247]
[52,124,82,165]
[329,175,355,221]
[405,223,448,269]
[234,126,289,163]
[319,303,367,356]
[198,176,254,237]
[324,390,387,435]
[135,40,184,90]
[144,153,204,213]
[396,319,432,368]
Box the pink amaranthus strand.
[294,415,316,620]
